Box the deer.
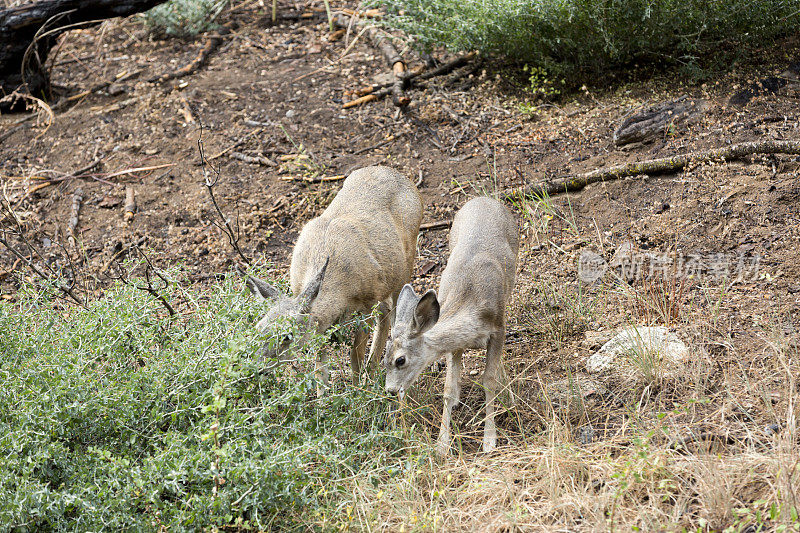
[241,166,422,394]
[383,196,519,455]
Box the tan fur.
[245,166,422,393]
[384,196,519,454]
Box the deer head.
[383,284,440,399]
[241,259,329,360]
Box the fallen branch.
[343,52,477,109]
[17,156,103,203]
[280,174,346,183]
[229,151,277,167]
[334,14,409,107]
[204,129,262,161]
[149,23,235,84]
[67,187,83,245]
[124,185,136,223]
[420,220,451,232]
[503,139,800,199]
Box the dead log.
[503,139,800,199]
[613,96,707,146]
[334,14,409,107]
[0,0,168,110]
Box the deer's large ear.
[413,289,439,334]
[395,284,419,325]
[299,257,329,312]
[239,266,282,301]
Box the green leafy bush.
[143,0,226,39]
[377,0,800,79]
[0,271,407,530]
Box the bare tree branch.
[197,121,252,266]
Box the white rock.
[586,326,689,374]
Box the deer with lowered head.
[242,166,422,393]
[384,196,519,455]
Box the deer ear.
[299,257,329,312]
[413,290,439,334]
[239,267,282,301]
[395,284,418,323]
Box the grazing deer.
[384,196,519,455]
[242,166,422,393]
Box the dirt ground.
[2,1,800,472]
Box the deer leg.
[349,326,369,384]
[436,350,463,458]
[367,299,392,373]
[483,331,505,453]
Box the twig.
[0,123,31,144]
[100,163,174,179]
[503,139,800,199]
[343,52,477,108]
[0,202,83,305]
[149,24,235,84]
[67,187,83,245]
[111,246,176,317]
[279,174,346,183]
[229,151,277,167]
[124,186,136,223]
[420,220,451,232]
[197,122,251,266]
[100,237,146,274]
[205,129,262,161]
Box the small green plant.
[143,0,226,39]
[523,64,563,99]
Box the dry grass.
[311,191,800,532]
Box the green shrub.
[377,0,800,80]
[143,0,226,39]
[0,270,408,530]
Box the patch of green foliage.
[377,0,800,82]
[0,270,409,530]
[143,0,226,39]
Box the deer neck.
[423,311,487,357]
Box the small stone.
[764,423,781,436]
[469,369,479,376]
[576,425,595,446]
[285,109,296,119]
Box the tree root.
[503,139,800,199]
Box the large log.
[0,0,168,110]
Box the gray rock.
[576,425,596,446]
[586,326,689,374]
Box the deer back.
[289,166,423,329]
[437,196,519,327]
